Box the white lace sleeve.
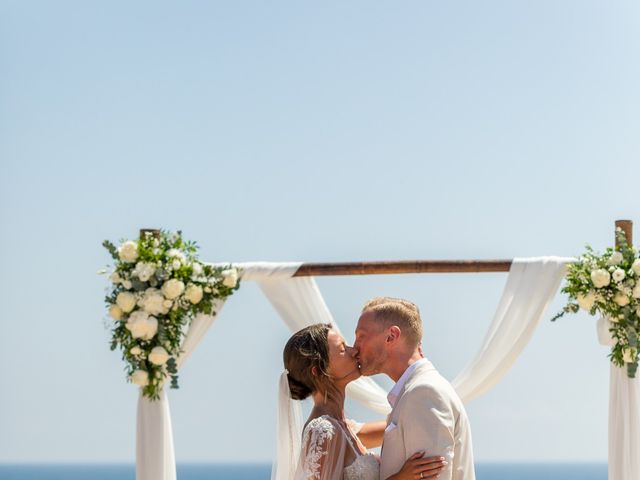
[295,416,350,480]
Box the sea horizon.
[0,461,609,480]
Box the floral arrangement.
[102,230,240,400]
[553,228,640,378]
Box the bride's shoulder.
[302,415,341,443]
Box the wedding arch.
[119,220,638,480]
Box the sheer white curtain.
[598,316,640,480]
[136,303,228,480]
[452,257,572,402]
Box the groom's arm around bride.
[380,360,475,480]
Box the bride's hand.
[388,451,447,480]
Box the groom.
[353,297,476,480]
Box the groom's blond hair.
[361,297,422,348]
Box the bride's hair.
[283,323,336,401]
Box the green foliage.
[553,229,640,378]
[101,230,241,400]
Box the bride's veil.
[271,370,303,480]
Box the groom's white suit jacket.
[380,359,476,480]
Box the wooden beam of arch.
[292,260,513,276]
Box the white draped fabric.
[135,256,634,480]
[137,303,228,480]
[597,316,640,480]
[452,257,572,402]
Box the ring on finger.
[419,473,424,479]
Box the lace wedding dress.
[295,415,380,480]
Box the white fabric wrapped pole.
[607,365,640,480]
[136,301,227,480]
[597,316,640,480]
[452,257,572,403]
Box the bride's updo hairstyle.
[283,323,335,401]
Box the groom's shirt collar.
[387,357,430,408]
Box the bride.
[273,323,447,480]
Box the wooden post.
[140,228,161,240]
[615,219,633,249]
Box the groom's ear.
[386,326,401,345]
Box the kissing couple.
[274,297,476,480]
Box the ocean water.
[0,463,608,480]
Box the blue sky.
[1,0,639,464]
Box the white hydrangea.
[126,311,158,340]
[167,249,186,262]
[132,262,156,282]
[139,288,168,316]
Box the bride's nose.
[347,345,358,357]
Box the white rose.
[623,347,637,364]
[591,269,611,288]
[110,272,121,284]
[149,346,170,366]
[118,241,139,263]
[163,299,172,308]
[607,251,624,266]
[116,292,137,313]
[130,370,149,386]
[162,279,185,299]
[123,280,132,290]
[139,288,168,315]
[130,346,142,356]
[633,259,640,275]
[632,284,640,299]
[576,292,596,311]
[184,284,203,304]
[109,304,123,321]
[132,262,156,282]
[614,292,630,307]
[221,268,238,288]
[612,268,626,283]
